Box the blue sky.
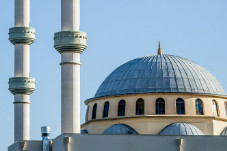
[1,0,227,150]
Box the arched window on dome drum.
[103,101,109,118]
[225,102,227,117]
[92,103,97,119]
[195,99,203,115]
[136,98,144,115]
[118,100,126,116]
[176,98,185,114]
[85,106,89,122]
[156,98,165,114]
[212,100,218,116]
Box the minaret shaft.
[14,44,30,77]
[15,0,30,27]
[14,0,30,141]
[9,0,36,142]
[61,0,81,133]
[61,53,81,133]
[55,0,87,134]
[61,0,80,31]
[14,95,30,142]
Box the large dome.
[95,54,226,98]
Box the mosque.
[81,44,227,136]
[7,0,227,151]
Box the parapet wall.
[8,134,227,151]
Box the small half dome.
[103,124,138,135]
[220,127,227,136]
[81,129,88,134]
[159,123,204,135]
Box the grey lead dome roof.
[103,124,138,135]
[95,54,226,98]
[159,123,204,135]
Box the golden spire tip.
[158,41,162,55]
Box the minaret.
[8,0,36,142]
[54,0,87,133]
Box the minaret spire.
[158,41,162,55]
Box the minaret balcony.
[8,77,36,95]
[54,31,87,54]
[9,27,36,45]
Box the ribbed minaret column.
[8,0,36,142]
[54,0,87,133]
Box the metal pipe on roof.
[41,126,51,151]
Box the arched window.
[156,98,165,114]
[103,101,109,118]
[195,99,203,115]
[212,100,218,116]
[136,98,144,115]
[85,106,89,122]
[225,102,227,117]
[118,100,126,116]
[176,98,185,114]
[92,103,97,119]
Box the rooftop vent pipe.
[41,126,50,151]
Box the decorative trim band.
[9,27,36,45]
[54,31,87,54]
[60,61,82,65]
[13,101,31,104]
[8,77,36,95]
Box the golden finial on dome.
[158,41,162,55]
